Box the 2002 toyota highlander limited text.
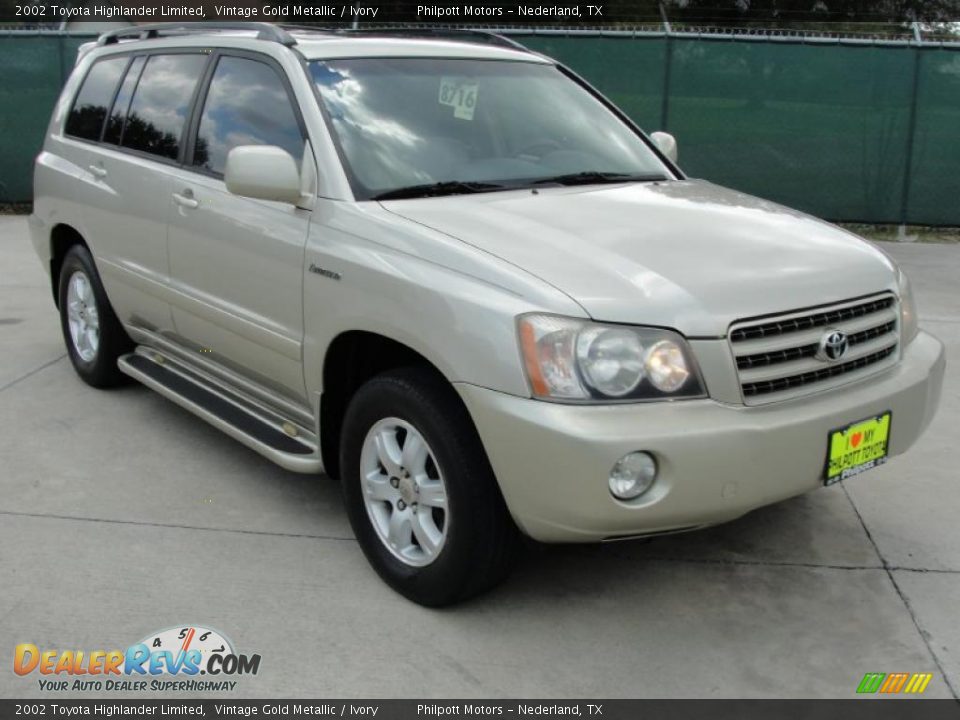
[30,23,945,606]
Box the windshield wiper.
[372,181,509,201]
[530,171,667,187]
[372,172,667,200]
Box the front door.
[164,52,312,403]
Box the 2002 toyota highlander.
[30,23,945,606]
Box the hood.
[381,180,897,337]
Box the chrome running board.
[118,347,322,474]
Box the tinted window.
[65,57,128,141]
[122,54,206,160]
[193,56,303,175]
[103,56,145,145]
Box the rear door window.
[65,56,128,141]
[121,54,207,160]
[103,56,146,145]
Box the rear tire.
[340,367,520,606]
[58,244,132,388]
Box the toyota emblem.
[817,329,849,362]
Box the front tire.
[58,244,132,387]
[341,367,520,606]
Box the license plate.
[824,412,892,485]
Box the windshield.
[309,58,672,200]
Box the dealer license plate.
[824,412,892,485]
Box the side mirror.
[650,131,678,164]
[224,145,302,205]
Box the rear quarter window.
[65,56,128,141]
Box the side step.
[118,348,322,474]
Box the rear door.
[61,51,209,335]
[164,51,312,403]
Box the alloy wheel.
[66,270,100,362]
[360,417,449,567]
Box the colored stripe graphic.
[904,673,933,694]
[857,673,886,694]
[880,672,909,693]
[859,671,931,694]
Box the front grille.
[729,294,900,404]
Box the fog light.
[609,452,657,500]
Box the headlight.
[644,340,690,392]
[898,269,918,345]
[518,314,705,402]
[576,327,645,397]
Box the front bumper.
[456,330,945,542]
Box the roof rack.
[97,22,297,47]
[280,25,530,52]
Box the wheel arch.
[320,330,460,480]
[49,223,89,308]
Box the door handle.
[88,164,107,179]
[172,189,199,209]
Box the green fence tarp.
[1,33,957,225]
[0,34,93,205]
[520,34,959,226]
[665,40,916,223]
[907,49,960,226]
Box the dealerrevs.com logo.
[14,625,261,692]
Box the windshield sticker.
[439,77,479,120]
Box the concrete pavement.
[0,215,957,699]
